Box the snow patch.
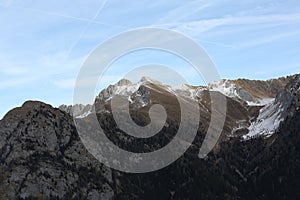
[208,80,238,98]
[243,100,284,139]
[246,98,275,106]
[172,84,205,100]
[209,80,274,106]
[76,110,92,119]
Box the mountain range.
[0,73,299,199]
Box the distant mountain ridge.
[60,74,298,139]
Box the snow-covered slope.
[243,100,283,139]
[243,74,300,139]
[94,77,281,112]
[208,79,274,106]
[59,104,93,118]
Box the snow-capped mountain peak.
[115,78,132,86]
[139,76,163,84]
[208,79,237,98]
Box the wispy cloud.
[0,77,34,89]
[164,13,300,37]
[0,51,85,90]
[233,31,300,49]
[52,74,120,91]
[157,1,212,24]
[66,0,109,57]
[52,78,76,89]
[0,66,25,75]
[254,63,300,77]
[0,2,127,28]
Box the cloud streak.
[163,13,300,37]
[232,31,300,49]
[157,1,212,24]
[0,2,126,28]
[66,0,109,57]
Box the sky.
[0,0,300,118]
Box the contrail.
[0,2,126,28]
[66,0,110,57]
[198,40,234,48]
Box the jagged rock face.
[98,79,133,101]
[244,74,300,139]
[130,85,151,109]
[0,101,113,200]
[115,79,132,86]
[282,75,300,115]
[233,76,292,99]
[59,104,93,118]
[99,84,119,101]
[208,78,290,106]
[273,76,298,118]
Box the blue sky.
[0,0,300,118]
